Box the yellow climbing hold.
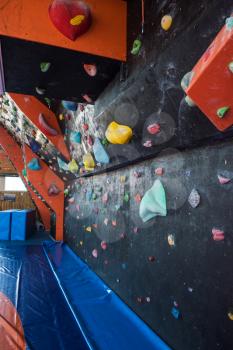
[59,114,64,121]
[228,311,233,320]
[83,153,95,171]
[68,159,79,173]
[161,15,173,31]
[105,121,133,144]
[86,226,92,232]
[70,15,85,26]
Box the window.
[4,177,27,191]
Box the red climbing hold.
[212,228,225,241]
[147,123,160,135]
[101,241,107,250]
[83,64,97,77]
[83,123,89,131]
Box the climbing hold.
[218,174,231,184]
[147,123,160,135]
[133,227,138,234]
[49,0,92,41]
[161,15,173,31]
[135,193,142,203]
[27,158,41,171]
[59,113,64,121]
[62,100,77,111]
[228,309,233,320]
[112,220,117,227]
[185,95,196,107]
[70,131,82,144]
[87,135,93,146]
[92,249,98,258]
[83,153,95,171]
[228,62,233,73]
[105,121,133,144]
[188,189,200,208]
[124,192,130,203]
[39,113,58,136]
[82,94,93,103]
[104,218,108,226]
[48,184,60,196]
[44,98,51,109]
[131,39,142,55]
[68,197,75,204]
[86,226,92,232]
[145,297,151,303]
[226,16,233,30]
[137,297,144,303]
[155,167,163,176]
[92,193,97,200]
[171,307,180,319]
[57,157,69,171]
[148,256,156,262]
[212,228,225,241]
[120,175,126,183]
[93,138,110,164]
[168,234,175,247]
[102,192,108,204]
[83,123,89,131]
[217,106,230,118]
[143,140,153,147]
[68,159,79,173]
[83,64,97,77]
[27,136,41,153]
[40,62,51,73]
[35,87,46,95]
[101,241,107,250]
[64,189,69,196]
[181,72,194,91]
[133,171,142,178]
[22,168,27,177]
[139,180,167,222]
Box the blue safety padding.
[11,210,36,240]
[43,241,171,350]
[0,210,12,240]
[0,242,91,350]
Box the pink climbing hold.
[76,204,80,211]
[147,123,160,135]
[212,228,225,241]
[83,123,89,131]
[148,256,156,262]
[48,183,60,196]
[102,193,108,204]
[120,233,126,239]
[143,140,153,147]
[112,220,117,227]
[82,94,93,103]
[218,175,231,184]
[155,167,163,176]
[133,227,138,234]
[83,64,97,77]
[135,193,142,203]
[87,135,93,146]
[92,249,98,258]
[101,241,107,250]
[68,197,75,204]
[38,113,58,136]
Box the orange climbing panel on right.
[186,15,233,131]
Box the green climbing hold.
[131,39,142,55]
[228,62,233,73]
[64,189,69,196]
[44,98,51,108]
[40,62,51,73]
[217,106,230,118]
[139,179,167,223]
[22,168,27,177]
[92,193,97,200]
[185,95,196,107]
[101,137,109,146]
[124,192,130,203]
[226,16,233,30]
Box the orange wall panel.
[0,0,126,61]
[9,93,70,161]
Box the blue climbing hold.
[27,136,41,153]
[70,131,82,144]
[57,157,69,171]
[93,138,110,164]
[62,100,77,111]
[171,307,180,320]
[27,158,41,171]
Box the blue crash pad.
[11,210,35,240]
[0,210,11,240]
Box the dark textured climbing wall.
[63,1,233,349]
[1,36,120,102]
[63,0,233,177]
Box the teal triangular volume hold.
[70,131,82,144]
[62,100,77,111]
[57,157,69,171]
[139,179,167,222]
[93,138,110,164]
[27,158,41,171]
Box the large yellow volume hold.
[83,153,95,171]
[105,121,133,144]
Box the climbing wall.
[63,1,233,350]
